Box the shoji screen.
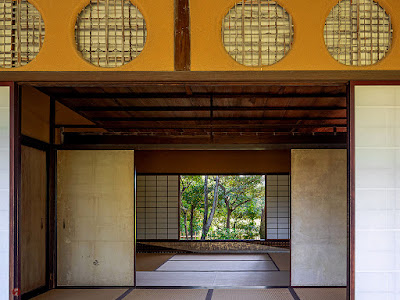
[266,174,290,240]
[136,175,179,240]
[355,86,400,299]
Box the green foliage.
[180,175,265,240]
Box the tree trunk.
[183,210,188,240]
[201,175,209,238]
[201,176,219,239]
[190,204,195,240]
[226,208,231,229]
[260,207,266,239]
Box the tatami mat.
[137,271,290,286]
[170,254,271,261]
[123,289,208,300]
[294,288,347,300]
[157,260,278,272]
[212,289,294,300]
[268,253,290,271]
[213,271,290,287]
[136,253,175,271]
[137,271,217,286]
[32,289,127,300]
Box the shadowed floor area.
[294,288,347,300]
[136,253,175,271]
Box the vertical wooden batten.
[10,82,21,300]
[348,82,354,300]
[174,0,191,71]
[48,98,56,289]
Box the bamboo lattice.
[75,0,147,68]
[222,0,294,67]
[0,0,45,68]
[324,0,392,66]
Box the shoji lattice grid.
[222,0,294,67]
[0,0,45,68]
[137,175,179,240]
[324,0,392,66]
[355,86,400,298]
[266,174,290,240]
[75,0,147,68]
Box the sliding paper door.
[355,85,400,299]
[57,150,134,286]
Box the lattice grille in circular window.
[222,0,294,67]
[0,0,45,68]
[324,0,392,66]
[75,0,147,68]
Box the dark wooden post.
[174,0,191,71]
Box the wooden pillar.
[10,83,21,300]
[174,0,191,71]
[47,98,56,289]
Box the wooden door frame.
[349,81,400,300]
[7,78,370,297]
[5,81,21,300]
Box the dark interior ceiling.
[35,83,348,147]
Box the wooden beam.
[63,133,347,145]
[57,144,347,150]
[92,116,347,122]
[1,71,399,83]
[74,105,347,112]
[56,123,347,129]
[174,0,191,71]
[56,92,346,99]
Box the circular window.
[324,0,392,66]
[222,0,294,67]
[0,0,45,68]
[75,0,147,68]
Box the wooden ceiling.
[36,83,348,146]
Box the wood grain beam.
[56,92,346,99]
[3,71,399,83]
[74,105,347,112]
[92,116,347,122]
[63,133,346,145]
[55,123,347,129]
[174,0,190,71]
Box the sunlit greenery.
[180,175,265,240]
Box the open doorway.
[16,81,348,298]
[135,173,290,287]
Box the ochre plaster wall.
[1,0,174,72]
[21,86,50,143]
[191,0,400,71]
[2,0,400,72]
[135,150,290,174]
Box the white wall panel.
[355,86,400,299]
